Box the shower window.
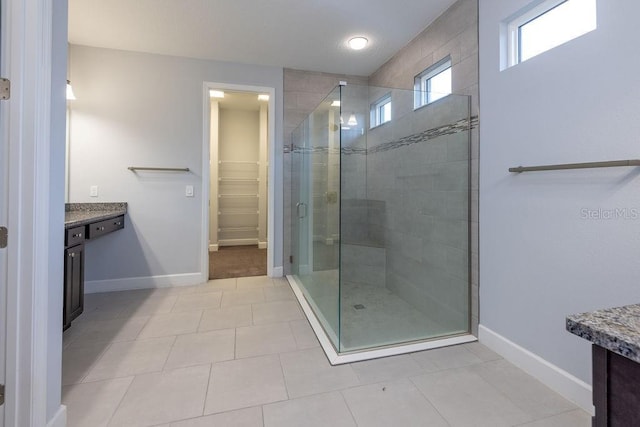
[370,93,391,128]
[414,57,452,108]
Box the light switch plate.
[90,185,98,197]
[185,185,194,197]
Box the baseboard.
[209,244,218,252]
[46,405,66,427]
[85,272,206,294]
[478,325,594,414]
[271,266,283,277]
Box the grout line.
[338,389,360,426]
[276,353,290,401]
[409,375,453,427]
[105,375,136,426]
[199,363,213,418]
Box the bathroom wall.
[68,45,284,287]
[479,0,640,406]
[368,0,479,333]
[283,69,368,274]
[365,91,472,331]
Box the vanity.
[567,304,640,426]
[64,202,127,329]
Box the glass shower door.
[290,87,342,350]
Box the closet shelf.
[218,226,259,232]
[218,160,259,165]
[218,210,259,215]
[218,178,259,182]
[218,194,259,198]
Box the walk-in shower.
[288,84,474,363]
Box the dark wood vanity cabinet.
[593,345,640,426]
[63,226,85,330]
[63,214,125,329]
[87,215,125,239]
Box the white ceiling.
[68,0,458,76]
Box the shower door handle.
[296,202,307,219]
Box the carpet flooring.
[209,245,267,279]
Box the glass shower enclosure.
[289,84,473,359]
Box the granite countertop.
[567,304,640,363]
[65,202,127,229]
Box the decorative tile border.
[289,115,478,156]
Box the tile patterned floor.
[62,276,591,426]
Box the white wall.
[219,109,259,161]
[479,0,640,391]
[69,45,284,286]
[48,0,67,421]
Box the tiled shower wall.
[368,0,479,334]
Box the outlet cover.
[185,185,194,197]
[90,185,98,197]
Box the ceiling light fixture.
[330,100,341,107]
[66,80,76,100]
[348,37,368,50]
[258,94,269,101]
[347,114,358,126]
[209,90,225,98]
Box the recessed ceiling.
[68,0,458,76]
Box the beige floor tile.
[350,354,423,384]
[411,367,533,427]
[272,277,290,287]
[464,342,502,361]
[221,289,265,307]
[138,311,203,339]
[79,304,127,322]
[181,278,237,294]
[63,341,110,385]
[289,319,320,350]
[84,336,175,382]
[170,407,263,426]
[342,379,448,427]
[199,306,252,332]
[264,285,296,302]
[69,316,150,346]
[470,359,578,419]
[411,344,483,370]
[120,294,178,317]
[235,323,297,359]
[279,347,360,398]
[264,392,355,427]
[63,321,89,349]
[252,300,303,325]
[108,365,210,426]
[204,355,288,414]
[172,292,222,312]
[62,377,133,427]
[517,409,591,427]
[237,275,274,289]
[164,329,235,370]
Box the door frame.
[201,82,277,278]
[2,0,66,425]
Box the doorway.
[203,84,274,280]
